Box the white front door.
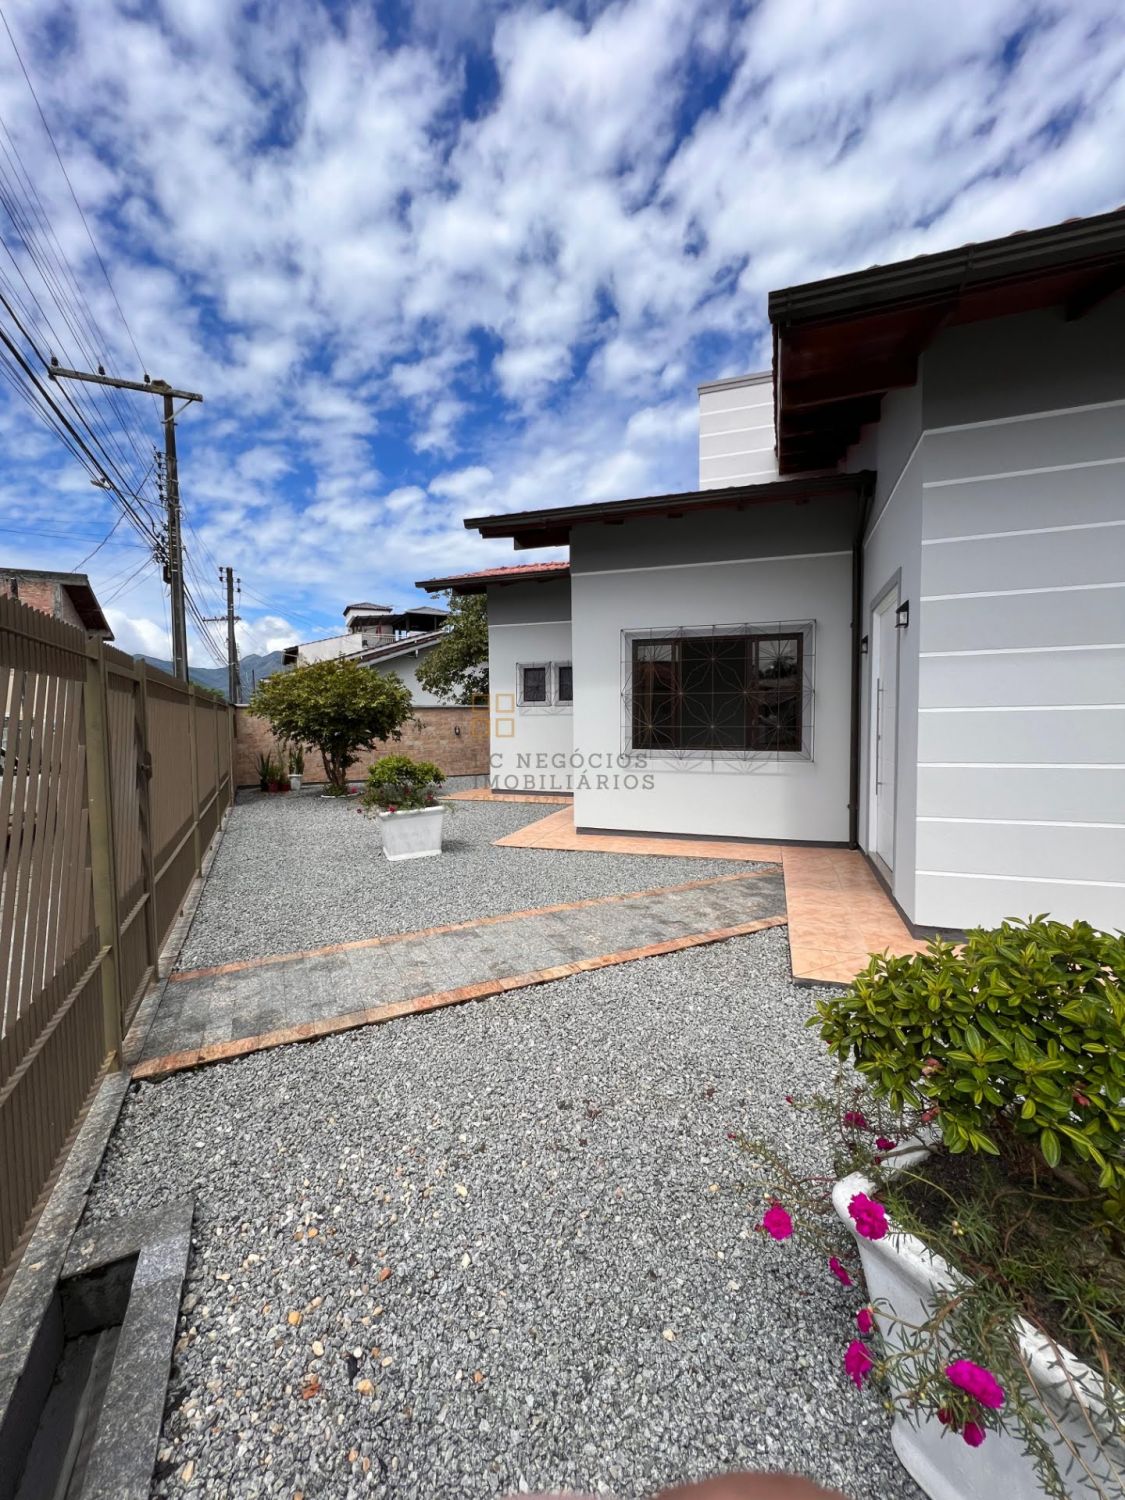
[870,589,899,875]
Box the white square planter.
[833,1149,1122,1500]
[377,805,446,861]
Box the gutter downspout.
[848,477,875,849]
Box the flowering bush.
[360,754,445,813]
[815,916,1125,1216]
[735,1030,1124,1495]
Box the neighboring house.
[417,561,573,783]
[282,600,448,667]
[0,567,113,638]
[350,627,451,709]
[419,206,1125,935]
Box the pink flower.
[829,1256,853,1287]
[936,1407,953,1427]
[962,1422,986,1448]
[856,1306,874,1335]
[844,1339,873,1389]
[761,1204,793,1241]
[387,804,397,814]
[946,1360,1005,1410]
[843,1111,870,1130]
[875,1137,898,1152]
[784,1094,794,1105]
[848,1192,889,1241]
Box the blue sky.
[0,0,1122,664]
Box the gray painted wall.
[853,383,925,919]
[852,300,1125,931]
[486,577,573,791]
[698,372,778,489]
[569,495,859,841]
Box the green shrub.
[361,754,445,812]
[815,916,1125,1211]
[250,657,414,791]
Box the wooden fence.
[0,593,233,1280]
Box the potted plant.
[286,742,305,792]
[255,750,276,792]
[360,754,446,860]
[735,917,1124,1500]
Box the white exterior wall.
[698,372,778,489]
[853,384,925,921]
[486,578,574,791]
[373,642,444,708]
[569,499,858,840]
[853,302,1125,932]
[297,630,388,664]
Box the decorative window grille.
[622,622,815,762]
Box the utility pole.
[48,362,203,682]
[162,389,188,681]
[203,568,241,704]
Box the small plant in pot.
[255,750,288,792]
[286,741,306,792]
[360,754,447,861]
[733,916,1124,1500]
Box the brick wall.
[1,574,87,631]
[233,706,490,787]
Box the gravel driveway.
[177,792,766,971]
[90,928,921,1500]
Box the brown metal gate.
[0,595,233,1283]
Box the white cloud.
[0,0,1120,659]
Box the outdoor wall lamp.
[453,725,462,736]
[895,600,910,630]
[860,635,869,655]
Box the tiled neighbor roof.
[415,561,570,594]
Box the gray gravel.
[177,791,765,971]
[89,927,922,1500]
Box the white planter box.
[377,805,446,861]
[833,1150,1122,1500]
[289,773,302,791]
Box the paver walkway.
[134,868,787,1079]
[496,805,783,862]
[495,808,928,983]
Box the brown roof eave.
[463,472,873,548]
[768,206,1125,329]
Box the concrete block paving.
[134,868,787,1079]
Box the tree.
[249,656,415,792]
[415,592,488,705]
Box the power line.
[0,5,151,380]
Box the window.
[556,663,573,703]
[631,630,804,753]
[519,664,548,704]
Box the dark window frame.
[630,629,806,754]
[518,663,549,705]
[556,662,573,703]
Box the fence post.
[187,681,202,875]
[135,659,159,974]
[84,638,123,1067]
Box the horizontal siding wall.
[915,387,1125,931]
[698,374,778,489]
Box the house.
[417,560,574,782]
[281,598,450,706]
[0,567,113,639]
[282,601,448,666]
[419,207,1125,935]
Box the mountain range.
[138,651,286,701]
